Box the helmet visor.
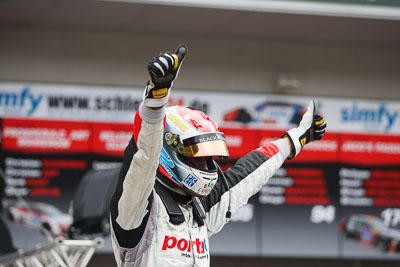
[166,132,230,157]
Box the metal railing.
[0,237,104,267]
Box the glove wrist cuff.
[139,103,166,124]
[283,129,302,160]
[143,81,171,108]
[150,79,172,90]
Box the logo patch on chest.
[161,235,209,260]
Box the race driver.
[110,45,327,267]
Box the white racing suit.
[110,104,291,267]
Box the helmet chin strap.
[156,177,188,196]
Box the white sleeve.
[116,104,165,230]
[205,139,290,236]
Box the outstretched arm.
[203,101,327,235]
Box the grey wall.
[1,25,399,100]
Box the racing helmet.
[157,106,229,197]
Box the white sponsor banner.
[1,82,400,134]
[0,82,142,122]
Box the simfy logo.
[341,103,398,131]
[0,87,43,115]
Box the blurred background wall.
[1,1,400,100]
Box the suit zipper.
[187,205,196,266]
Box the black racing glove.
[283,101,327,159]
[143,44,188,108]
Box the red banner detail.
[92,122,132,156]
[286,168,323,177]
[293,133,339,163]
[1,119,400,166]
[373,198,400,207]
[286,187,327,195]
[41,169,60,178]
[26,178,50,186]
[2,118,90,153]
[294,179,326,186]
[285,196,330,205]
[364,180,400,188]
[220,128,258,158]
[339,133,400,166]
[366,188,400,197]
[370,169,400,179]
[42,160,87,169]
[29,187,60,197]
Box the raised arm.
[110,45,187,246]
